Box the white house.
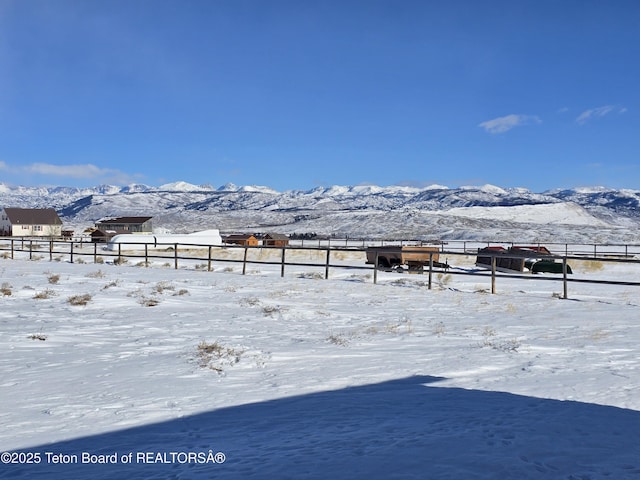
[0,208,63,237]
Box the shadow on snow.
[3,375,640,479]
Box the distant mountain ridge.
[1,182,639,242]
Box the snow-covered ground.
[1,250,640,479]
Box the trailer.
[366,246,447,272]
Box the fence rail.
[1,237,640,299]
[47,234,640,257]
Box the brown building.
[95,216,153,233]
[263,233,289,247]
[92,216,153,242]
[223,234,259,246]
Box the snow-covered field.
[1,250,640,479]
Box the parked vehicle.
[476,246,572,274]
[366,246,448,272]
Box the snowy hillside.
[1,182,639,242]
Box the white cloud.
[0,161,140,185]
[25,162,118,179]
[576,105,626,125]
[478,114,542,134]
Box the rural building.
[223,234,259,246]
[92,216,153,242]
[90,229,113,243]
[263,233,290,247]
[0,208,63,237]
[95,216,153,233]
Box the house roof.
[3,208,62,225]
[224,234,257,240]
[264,233,289,240]
[96,216,152,225]
[90,229,123,236]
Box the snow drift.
[105,229,222,251]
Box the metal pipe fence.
[1,237,640,300]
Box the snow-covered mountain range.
[2,181,639,243]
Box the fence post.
[242,247,248,275]
[208,246,212,272]
[428,253,433,290]
[491,255,496,294]
[29,240,33,260]
[145,244,149,266]
[10,239,14,259]
[174,243,178,270]
[280,247,286,278]
[50,240,53,261]
[325,248,330,279]
[94,242,97,264]
[70,241,73,263]
[373,251,378,284]
[562,257,568,299]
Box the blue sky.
[0,0,638,191]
